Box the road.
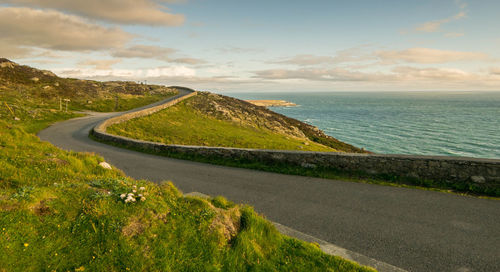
[38,90,500,272]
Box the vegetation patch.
[0,59,374,271]
[108,92,367,152]
[0,58,177,132]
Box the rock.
[99,161,112,169]
[470,176,485,184]
[31,77,39,82]
[301,162,317,169]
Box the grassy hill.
[108,92,367,153]
[0,58,177,132]
[0,60,374,271]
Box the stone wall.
[92,87,500,194]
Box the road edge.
[184,192,407,272]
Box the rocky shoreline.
[245,99,297,107]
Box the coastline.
[245,99,297,107]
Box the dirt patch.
[122,217,145,237]
[44,158,69,166]
[32,199,54,216]
[209,206,242,243]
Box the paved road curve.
[38,91,500,272]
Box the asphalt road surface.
[38,91,500,272]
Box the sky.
[1,0,500,92]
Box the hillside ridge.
[186,92,367,153]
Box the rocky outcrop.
[185,92,365,153]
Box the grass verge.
[107,98,336,152]
[92,134,500,199]
[0,121,374,271]
[1,80,373,270]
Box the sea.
[223,91,500,159]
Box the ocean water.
[223,91,500,159]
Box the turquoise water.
[223,92,500,159]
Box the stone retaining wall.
[92,87,500,194]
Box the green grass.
[108,99,336,152]
[0,121,374,271]
[69,93,176,112]
[0,63,374,270]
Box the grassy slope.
[109,100,336,152]
[108,92,366,152]
[0,60,374,271]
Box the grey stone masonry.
[92,87,500,193]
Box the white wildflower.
[120,193,126,199]
[128,193,134,196]
[133,185,137,189]
[140,197,146,202]
[139,187,145,191]
[138,194,143,197]
[132,189,137,193]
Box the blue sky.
[1,0,499,91]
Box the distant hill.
[0,58,176,112]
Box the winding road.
[38,89,500,272]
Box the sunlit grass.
[108,98,337,152]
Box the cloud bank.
[0,7,132,54]
[4,0,184,26]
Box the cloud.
[4,0,184,26]
[270,48,373,66]
[490,67,500,75]
[169,57,207,65]
[112,45,176,60]
[271,55,336,66]
[415,1,467,32]
[376,48,488,64]
[392,66,475,81]
[253,68,392,82]
[54,65,196,78]
[251,65,500,89]
[0,42,31,58]
[111,45,206,65]
[79,59,122,70]
[0,7,132,52]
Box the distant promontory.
[245,100,297,107]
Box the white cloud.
[392,66,474,81]
[376,48,488,64]
[253,68,392,82]
[4,0,184,26]
[54,65,196,78]
[251,66,500,88]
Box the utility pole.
[63,99,70,112]
[114,94,119,111]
